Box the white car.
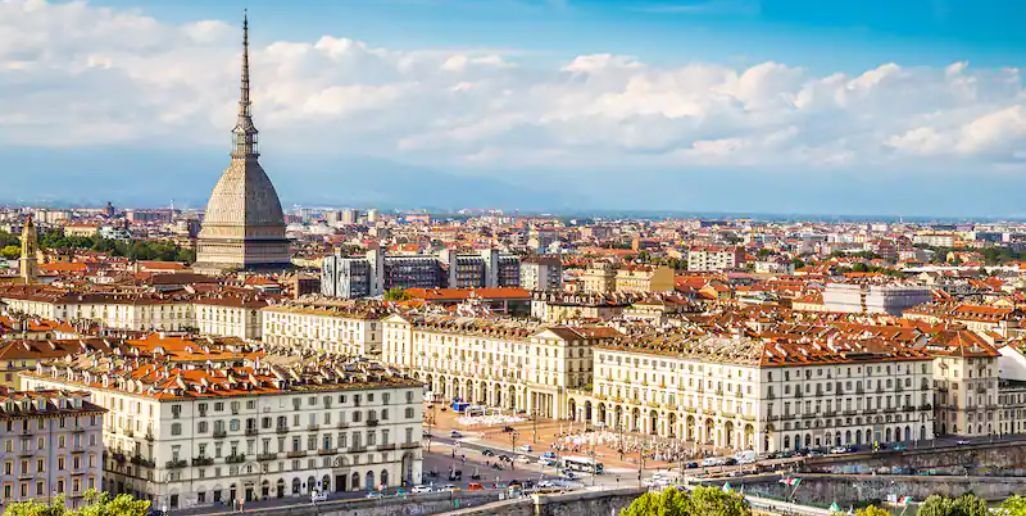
[516,455,532,463]
[518,444,533,453]
[411,485,433,494]
[829,446,848,455]
[310,491,328,502]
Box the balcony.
[366,419,379,427]
[213,429,227,439]
[336,422,350,429]
[192,457,214,467]
[350,445,367,453]
[145,432,154,442]
[257,453,277,462]
[245,428,258,436]
[72,426,86,434]
[286,451,306,459]
[130,455,155,468]
[112,452,126,463]
[165,459,187,469]
[401,442,421,450]
[377,444,396,451]
[275,426,289,434]
[225,454,246,464]
[307,424,320,431]
[919,403,933,411]
[318,448,336,456]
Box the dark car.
[498,454,511,462]
[482,449,495,457]
[503,426,515,433]
[723,458,738,466]
[685,462,699,469]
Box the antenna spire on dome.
[232,9,259,159]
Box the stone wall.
[442,487,647,516]
[802,440,1026,476]
[199,492,499,516]
[702,473,1026,506]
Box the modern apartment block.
[519,255,563,292]
[321,248,521,299]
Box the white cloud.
[0,0,1024,172]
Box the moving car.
[481,449,496,457]
[366,492,384,499]
[411,485,433,494]
[956,439,971,445]
[829,446,849,455]
[450,430,463,438]
[516,455,532,463]
[310,491,328,502]
[467,482,484,491]
[518,444,533,453]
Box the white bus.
[560,456,604,474]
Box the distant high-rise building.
[520,255,563,291]
[367,208,379,223]
[341,208,359,225]
[194,14,290,274]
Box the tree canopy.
[4,490,149,516]
[621,486,750,516]
[916,494,988,516]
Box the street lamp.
[510,430,519,471]
[425,404,437,453]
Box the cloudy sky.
[2,0,1026,217]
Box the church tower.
[19,215,39,284]
[193,12,291,274]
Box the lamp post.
[425,404,437,453]
[511,430,519,471]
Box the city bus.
[560,456,604,474]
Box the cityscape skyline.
[1,0,1025,216]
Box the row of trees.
[622,490,1026,516]
[4,490,149,516]
[621,486,750,516]
[0,230,194,262]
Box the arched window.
[291,478,301,494]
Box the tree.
[3,490,149,516]
[917,494,988,516]
[621,486,750,516]
[383,287,411,301]
[1000,495,1026,516]
[855,506,891,516]
[1,245,20,260]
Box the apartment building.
[321,248,521,299]
[822,283,933,316]
[576,331,935,453]
[22,343,423,510]
[381,313,619,419]
[0,388,106,509]
[686,246,745,272]
[261,297,388,356]
[519,256,563,292]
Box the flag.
[779,477,801,487]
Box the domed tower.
[193,12,291,274]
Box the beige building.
[382,313,619,419]
[23,342,422,510]
[261,298,388,356]
[572,332,935,453]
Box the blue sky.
[1,0,1026,216]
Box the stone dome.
[200,157,285,230]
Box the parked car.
[441,484,459,492]
[685,462,699,469]
[956,439,971,446]
[481,449,496,457]
[829,446,848,455]
[892,444,908,452]
[541,451,557,459]
[365,491,384,499]
[411,485,433,494]
[450,430,463,438]
[518,444,533,453]
[723,458,738,466]
[310,491,328,502]
[516,455,532,463]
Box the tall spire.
[232,10,259,159]
[19,215,39,284]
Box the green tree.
[383,287,411,301]
[621,486,750,516]
[0,231,19,248]
[855,506,891,516]
[1,245,20,260]
[917,494,988,516]
[3,490,149,516]
[1000,495,1026,516]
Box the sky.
[1,0,1026,217]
